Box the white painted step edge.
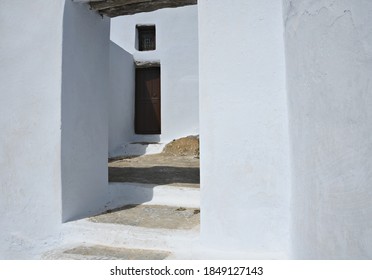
[61,220,199,252]
[108,182,200,209]
[109,143,166,157]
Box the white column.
[199,0,291,256]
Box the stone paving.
[90,204,200,230]
[109,154,200,188]
[62,245,170,260]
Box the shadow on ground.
[109,166,200,185]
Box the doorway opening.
[60,0,200,259]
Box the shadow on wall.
[109,41,135,154]
[108,183,155,210]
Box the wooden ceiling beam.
[90,0,153,11]
[89,0,197,17]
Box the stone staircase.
[43,154,200,260]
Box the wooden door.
[135,67,161,134]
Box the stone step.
[44,200,286,260]
[90,204,200,230]
[60,204,200,253]
[44,241,287,260]
[44,244,171,260]
[108,182,200,209]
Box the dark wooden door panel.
[135,67,161,134]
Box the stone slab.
[63,245,170,260]
[89,204,200,230]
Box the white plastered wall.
[109,42,135,154]
[0,0,64,258]
[61,0,110,222]
[284,0,372,259]
[109,5,199,154]
[0,0,113,258]
[198,0,291,257]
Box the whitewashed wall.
[284,0,372,259]
[0,0,64,258]
[0,0,112,258]
[109,5,199,153]
[2,0,371,260]
[199,0,291,257]
[61,0,110,222]
[109,42,135,154]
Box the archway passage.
[57,0,200,259]
[86,0,197,17]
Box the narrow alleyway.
[44,137,201,260]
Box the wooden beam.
[89,0,197,17]
[90,0,153,11]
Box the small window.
[137,25,156,51]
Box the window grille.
[137,25,156,51]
